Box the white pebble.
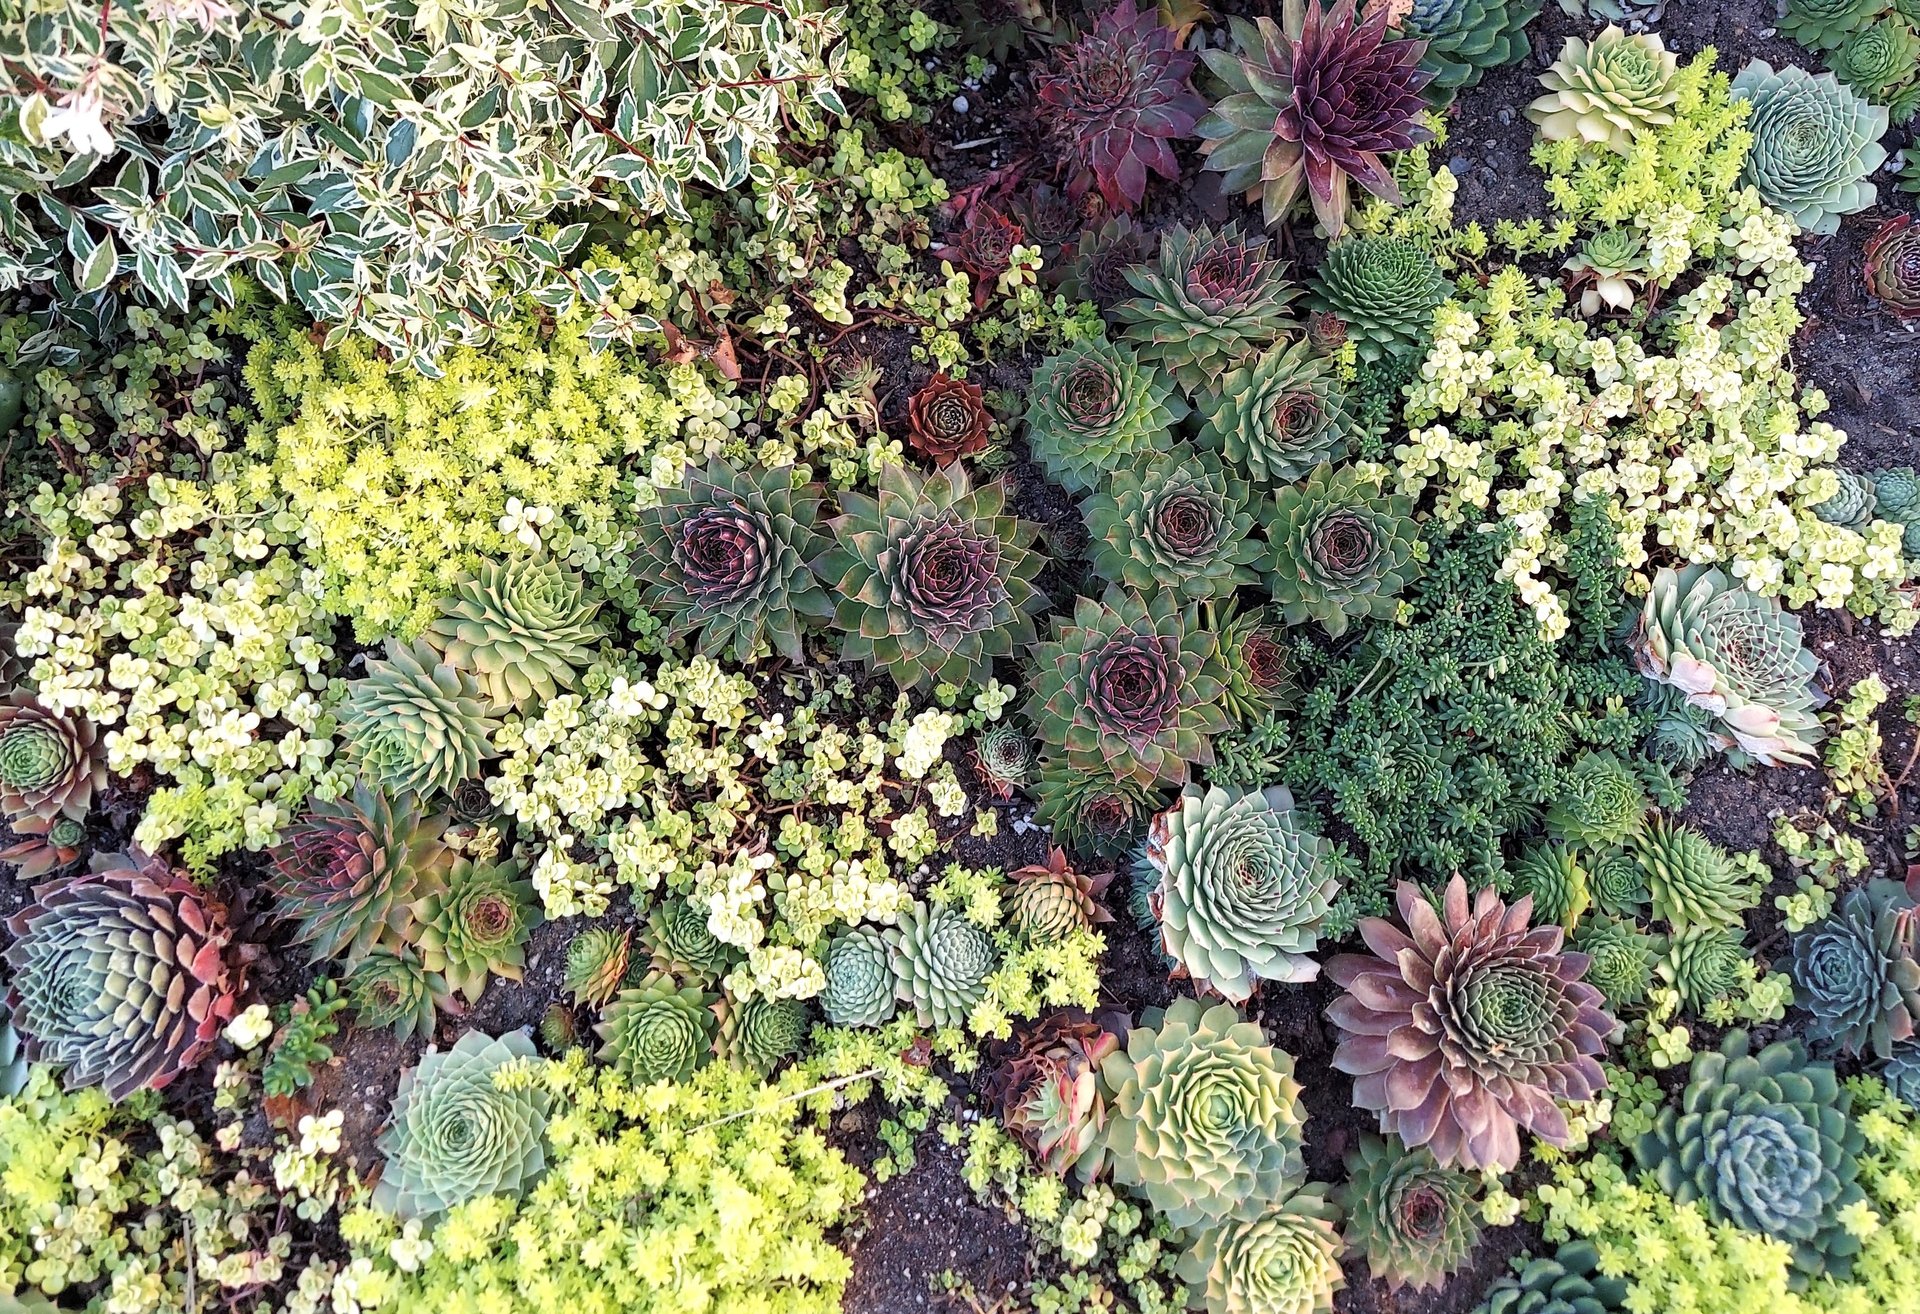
[952,95,970,114]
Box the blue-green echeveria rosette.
[1082,449,1262,602]
[1261,463,1421,637]
[1024,335,1189,495]
[812,461,1044,691]
[1475,1240,1629,1314]
[630,458,833,663]
[1140,784,1336,1002]
[1632,1030,1867,1282]
[1786,878,1920,1059]
[373,1029,551,1221]
[1731,60,1888,236]
[1399,0,1543,100]
[1196,339,1360,489]
[1175,1183,1345,1314]
[885,902,998,1029]
[820,924,898,1028]
[1026,586,1231,786]
[1090,996,1308,1232]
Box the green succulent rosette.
[1587,846,1649,919]
[1336,1133,1481,1293]
[1305,235,1449,362]
[819,924,898,1028]
[1732,61,1888,236]
[1032,757,1165,861]
[1026,586,1230,786]
[885,902,996,1030]
[424,556,604,705]
[640,897,738,984]
[562,926,631,1008]
[1260,464,1421,637]
[1401,0,1542,101]
[717,994,810,1076]
[1811,468,1879,531]
[1782,0,1889,50]
[1112,222,1300,393]
[1139,784,1335,1001]
[413,856,543,1003]
[812,461,1043,691]
[1830,19,1920,113]
[632,457,833,663]
[1633,1031,1867,1281]
[373,1029,550,1220]
[1633,817,1750,932]
[1573,916,1657,1010]
[1475,1241,1628,1314]
[1082,449,1261,601]
[269,781,453,964]
[1195,339,1360,488]
[1092,997,1308,1232]
[1658,926,1747,1012]
[1024,335,1188,495]
[596,974,719,1084]
[0,693,106,825]
[1174,1183,1344,1314]
[1512,843,1590,930]
[1526,27,1680,152]
[1786,879,1920,1058]
[1214,603,1298,723]
[339,640,503,800]
[343,948,451,1044]
[1542,751,1646,848]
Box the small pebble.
[1495,107,1513,125]
[1448,155,1472,176]
[952,95,970,114]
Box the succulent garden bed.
[6,1,1920,1312]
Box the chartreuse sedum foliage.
[423,557,606,706]
[1113,222,1300,393]
[1261,463,1421,637]
[1024,335,1189,494]
[1527,28,1681,152]
[373,1030,551,1221]
[1138,784,1335,1001]
[1632,566,1827,767]
[1176,1184,1345,1314]
[339,641,502,800]
[1632,1032,1867,1282]
[1089,997,1307,1232]
[815,461,1043,690]
[1082,450,1261,601]
[1731,61,1888,235]
[1787,879,1920,1059]
[597,975,718,1085]
[1028,587,1229,787]
[1398,0,1542,101]
[1196,339,1361,488]
[1327,876,1613,1172]
[1337,1133,1483,1292]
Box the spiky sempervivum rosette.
[1781,0,1886,50]
[1306,236,1449,363]
[1176,1184,1344,1314]
[1865,214,1920,317]
[1083,450,1262,601]
[1113,223,1301,393]
[1476,1241,1629,1314]
[269,782,452,964]
[1659,927,1748,1012]
[562,925,631,1008]
[1732,61,1888,236]
[1336,1133,1483,1292]
[1261,463,1421,637]
[820,924,897,1027]
[1588,847,1649,918]
[1008,847,1116,938]
[1787,879,1920,1058]
[1831,21,1920,117]
[1024,334,1189,494]
[374,1029,550,1220]
[1197,339,1360,488]
[1632,564,1826,766]
[339,640,502,799]
[633,457,832,663]
[344,948,451,1043]
[716,994,810,1076]
[1141,785,1335,1001]
[1526,27,1680,152]
[1543,751,1646,847]
[814,461,1043,690]
[971,722,1036,801]
[5,852,246,1099]
[1090,997,1307,1230]
[935,204,1023,298]
[985,1012,1120,1177]
[1063,215,1150,308]
[424,557,604,705]
[0,693,106,824]
[1573,917,1656,1009]
[1633,1031,1867,1281]
[1326,875,1614,1171]
[1033,758,1164,860]
[596,973,718,1084]
[905,373,992,465]
[0,815,86,880]
[1399,0,1542,101]
[1633,817,1753,931]
[1033,0,1204,213]
[1216,603,1299,722]
[641,897,737,983]
[1026,587,1230,786]
[1512,844,1590,931]
[1883,1043,1920,1106]
[1197,0,1434,233]
[887,901,997,1029]
[413,856,542,1003]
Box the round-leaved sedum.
[373,1029,551,1221]
[1140,784,1335,1001]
